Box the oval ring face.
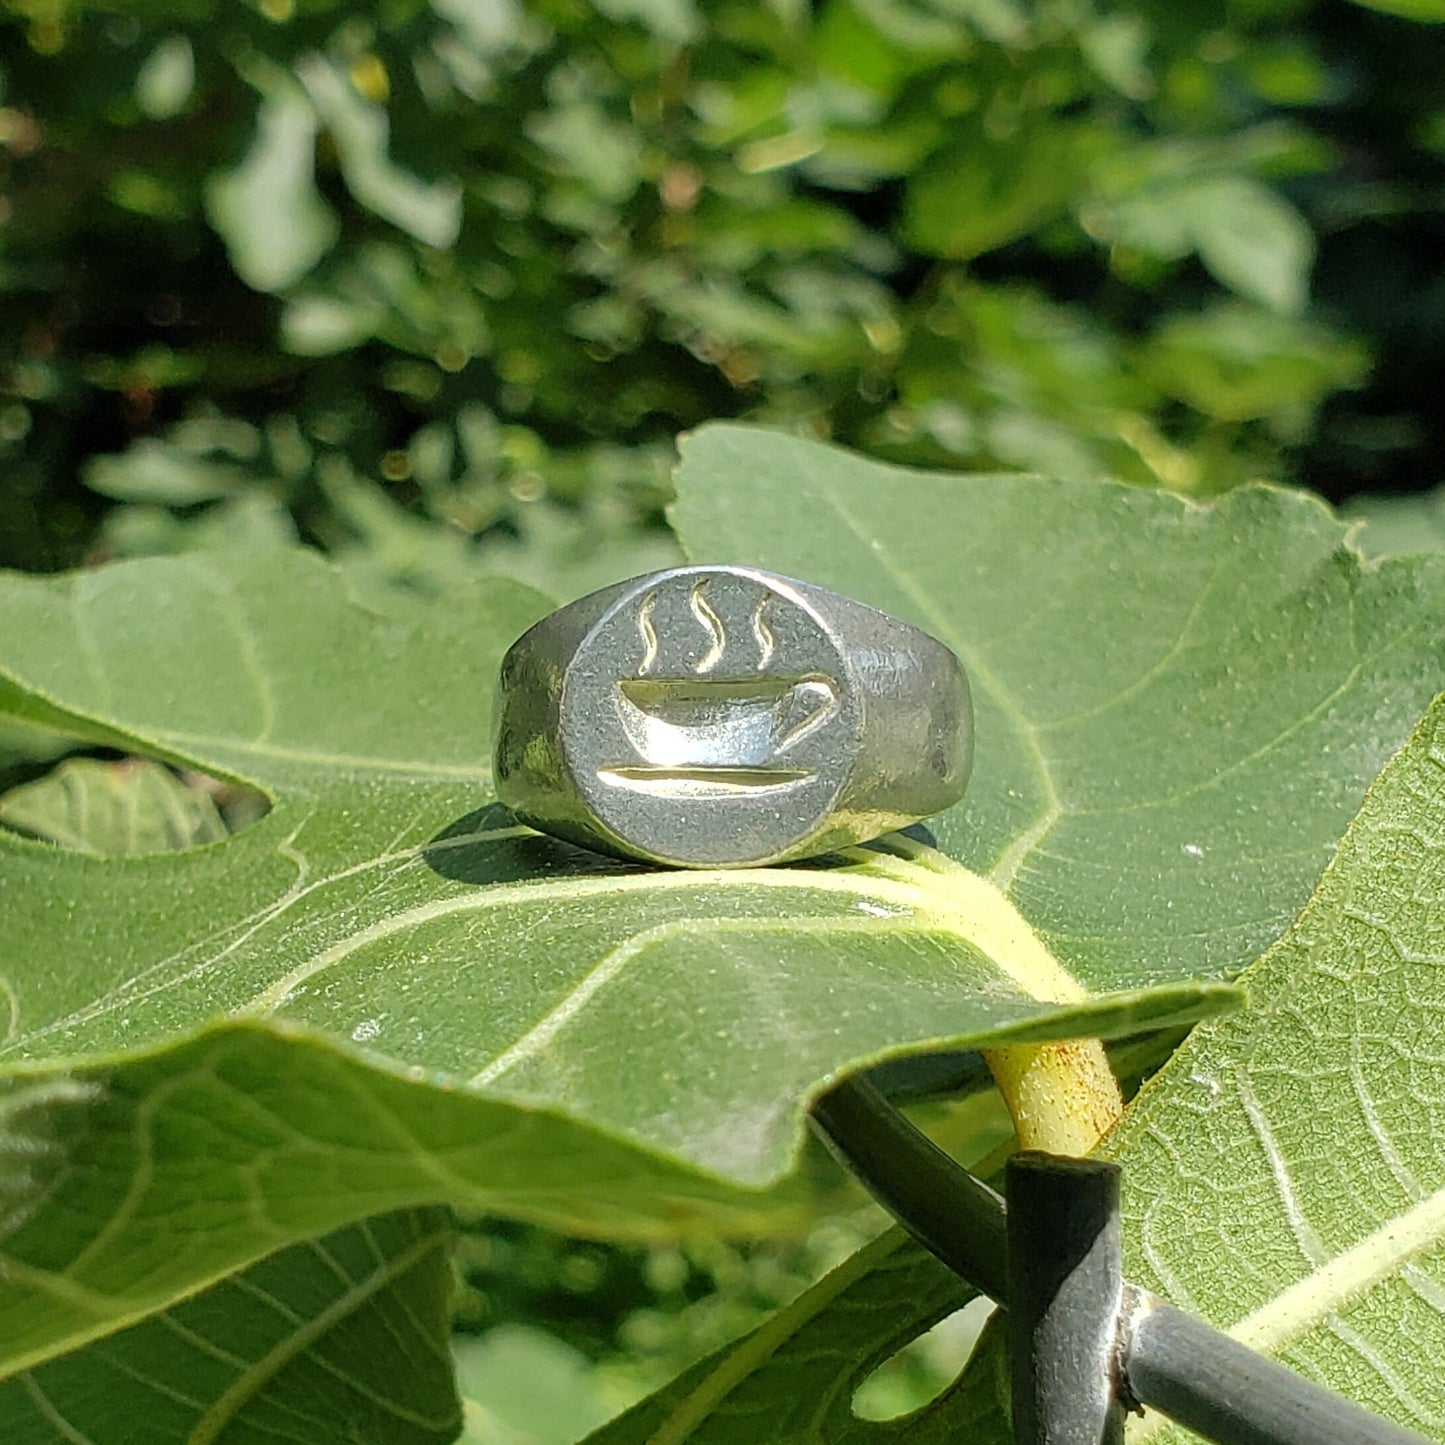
[560,567,860,866]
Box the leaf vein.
[188,1226,455,1444]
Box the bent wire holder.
[810,1077,1427,1445]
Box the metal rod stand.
[810,1075,1429,1445]
[810,1073,1008,1303]
[1124,1292,1426,1445]
[1007,1152,1125,1445]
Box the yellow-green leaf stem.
[855,834,1092,1006]
[982,1039,1123,1154]
[865,835,1125,1154]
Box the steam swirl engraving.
[636,590,659,674]
[636,579,775,676]
[690,581,726,674]
[752,594,776,670]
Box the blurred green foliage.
[450,1207,888,1413]
[445,1089,1011,1440]
[1,0,1441,585]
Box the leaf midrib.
[243,844,1090,1033]
[0,673,489,790]
[1235,1185,1445,1353]
[5,836,1091,1072]
[155,727,493,782]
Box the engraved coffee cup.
[604,674,839,793]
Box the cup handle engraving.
[771,679,838,754]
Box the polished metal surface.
[493,564,971,867]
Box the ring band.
[493,565,971,868]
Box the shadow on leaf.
[422,804,647,887]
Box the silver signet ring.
[493,565,972,868]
